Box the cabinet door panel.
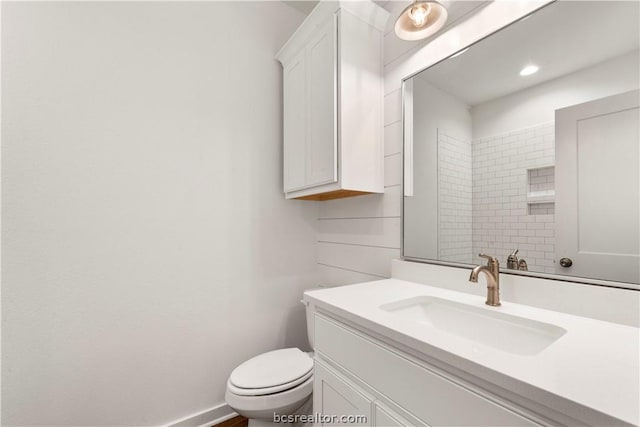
[374,406,403,427]
[374,403,425,427]
[283,50,307,192]
[307,15,338,187]
[314,360,372,426]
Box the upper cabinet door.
[283,49,307,192]
[306,15,338,188]
[276,2,387,200]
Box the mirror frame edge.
[398,0,640,292]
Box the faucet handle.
[478,253,499,266]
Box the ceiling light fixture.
[520,65,539,76]
[394,0,448,41]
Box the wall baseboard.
[166,402,236,427]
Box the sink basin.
[380,296,566,355]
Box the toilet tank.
[302,298,315,349]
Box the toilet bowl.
[225,301,315,427]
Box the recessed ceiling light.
[520,65,539,76]
[450,48,469,58]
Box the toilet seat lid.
[229,348,313,390]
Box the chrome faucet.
[469,253,501,306]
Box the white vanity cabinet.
[313,313,545,427]
[313,362,373,426]
[314,359,420,427]
[276,2,388,201]
[305,279,639,427]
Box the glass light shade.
[395,1,448,41]
[408,3,431,27]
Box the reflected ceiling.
[417,1,640,105]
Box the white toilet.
[225,302,315,427]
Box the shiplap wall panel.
[318,242,400,277]
[317,264,385,286]
[319,217,401,248]
[384,153,402,187]
[384,34,421,66]
[384,121,403,156]
[384,89,402,125]
[317,88,403,285]
[318,185,402,219]
[316,37,406,285]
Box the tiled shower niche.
[527,166,555,215]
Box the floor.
[215,415,248,427]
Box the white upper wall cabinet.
[276,1,389,201]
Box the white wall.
[471,50,640,140]
[1,2,317,426]
[404,78,471,260]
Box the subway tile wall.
[472,122,556,274]
[438,130,473,263]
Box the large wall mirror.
[403,1,639,289]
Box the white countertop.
[304,279,640,426]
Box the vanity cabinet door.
[374,402,424,427]
[314,360,373,426]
